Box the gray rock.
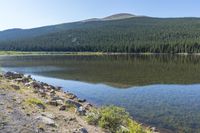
[31,81,43,88]
[51,96,64,101]
[66,93,77,99]
[36,116,56,127]
[41,112,55,119]
[36,103,46,110]
[66,99,82,108]
[56,100,64,105]
[15,77,29,83]
[59,105,67,111]
[48,100,58,106]
[76,106,86,116]
[4,71,23,79]
[78,98,86,103]
[79,127,88,133]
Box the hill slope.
[0,13,136,41]
[0,16,200,53]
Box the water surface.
[1,54,200,133]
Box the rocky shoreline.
[0,71,158,133]
[0,71,105,133]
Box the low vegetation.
[86,105,151,133]
[25,98,45,107]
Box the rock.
[64,117,77,122]
[36,116,56,127]
[79,127,88,133]
[78,98,86,103]
[51,96,64,101]
[32,81,43,88]
[56,100,64,105]
[48,100,58,106]
[84,103,93,110]
[76,106,86,116]
[25,82,31,87]
[4,71,23,79]
[38,89,46,97]
[66,93,77,99]
[37,127,45,132]
[10,84,20,90]
[41,112,55,119]
[151,127,159,132]
[15,77,29,83]
[59,105,67,111]
[37,103,46,110]
[66,99,82,108]
[55,86,62,91]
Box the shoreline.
[0,51,200,56]
[0,71,156,133]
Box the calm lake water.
[1,54,200,133]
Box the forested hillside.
[1,17,200,53]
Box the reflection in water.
[1,54,200,87]
[1,54,200,132]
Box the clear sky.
[0,0,200,31]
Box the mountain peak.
[103,13,136,20]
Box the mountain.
[0,22,86,41]
[0,13,137,41]
[0,14,200,53]
[102,13,136,20]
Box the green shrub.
[86,105,152,133]
[25,98,45,107]
[128,119,151,133]
[98,106,129,133]
[86,108,100,125]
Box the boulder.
[66,93,77,99]
[15,77,30,83]
[79,128,88,133]
[48,100,58,106]
[76,106,86,116]
[78,98,86,103]
[36,103,46,110]
[66,99,82,108]
[51,96,64,101]
[31,81,43,88]
[84,103,93,110]
[41,112,55,119]
[4,71,23,79]
[36,115,56,127]
[59,105,67,111]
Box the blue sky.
[0,0,200,30]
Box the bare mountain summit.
[102,13,136,20]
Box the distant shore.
[0,51,200,56]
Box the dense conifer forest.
[1,17,200,53]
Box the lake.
[1,54,200,133]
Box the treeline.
[0,17,200,53]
